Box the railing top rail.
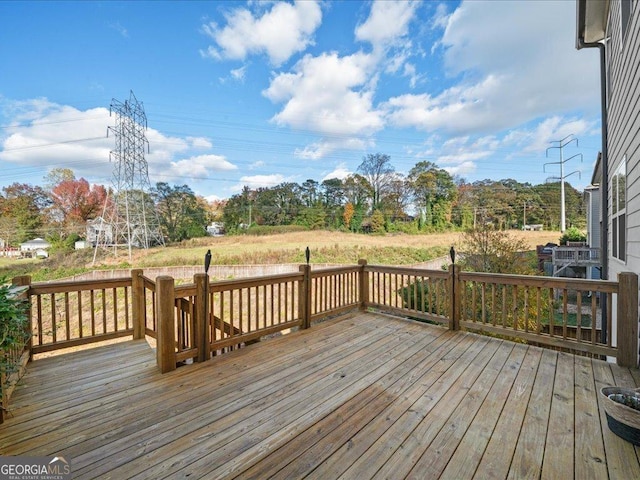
[141,275,156,291]
[174,284,197,297]
[459,270,618,293]
[310,265,361,278]
[210,271,304,291]
[28,277,132,294]
[365,264,449,278]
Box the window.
[612,159,626,261]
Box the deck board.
[1,311,639,479]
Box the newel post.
[358,259,368,310]
[12,275,32,361]
[156,276,176,373]
[449,264,461,331]
[298,265,311,329]
[131,269,145,340]
[194,273,210,363]
[617,271,639,368]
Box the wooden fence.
[7,262,639,380]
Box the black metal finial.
[305,246,310,265]
[449,246,455,265]
[204,249,212,273]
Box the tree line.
[0,168,218,247]
[0,154,585,248]
[223,153,585,234]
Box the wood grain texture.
[2,312,639,480]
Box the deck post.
[449,265,460,331]
[194,273,210,362]
[131,269,145,340]
[358,259,368,310]
[616,272,638,368]
[298,265,311,329]
[156,276,177,373]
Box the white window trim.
[612,158,627,263]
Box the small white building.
[20,238,51,258]
[206,222,224,236]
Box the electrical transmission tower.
[544,134,582,232]
[93,91,164,263]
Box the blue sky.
[0,0,601,201]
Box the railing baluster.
[78,291,83,338]
[576,291,582,343]
[548,288,554,337]
[591,293,597,345]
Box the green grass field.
[0,230,561,282]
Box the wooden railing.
[11,261,640,378]
[310,265,361,320]
[552,246,601,266]
[26,277,135,354]
[458,271,621,359]
[364,263,450,327]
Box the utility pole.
[93,91,165,264]
[544,134,582,232]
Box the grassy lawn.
[549,311,593,327]
[0,230,561,282]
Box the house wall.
[605,0,640,361]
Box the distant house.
[86,217,113,245]
[206,222,224,236]
[20,238,51,258]
[576,0,639,359]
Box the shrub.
[559,227,587,245]
[0,278,30,397]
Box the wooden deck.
[2,312,640,479]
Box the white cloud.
[0,99,234,186]
[294,137,372,160]
[264,51,383,157]
[322,163,351,181]
[230,65,247,81]
[0,103,113,181]
[355,0,419,49]
[432,3,450,30]
[167,154,237,181]
[232,173,287,191]
[109,22,129,38]
[201,1,322,66]
[186,136,213,149]
[443,161,476,176]
[384,1,600,136]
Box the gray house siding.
[600,0,640,360]
[606,0,640,281]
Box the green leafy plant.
[559,227,587,245]
[0,278,30,398]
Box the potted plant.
[601,386,640,445]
